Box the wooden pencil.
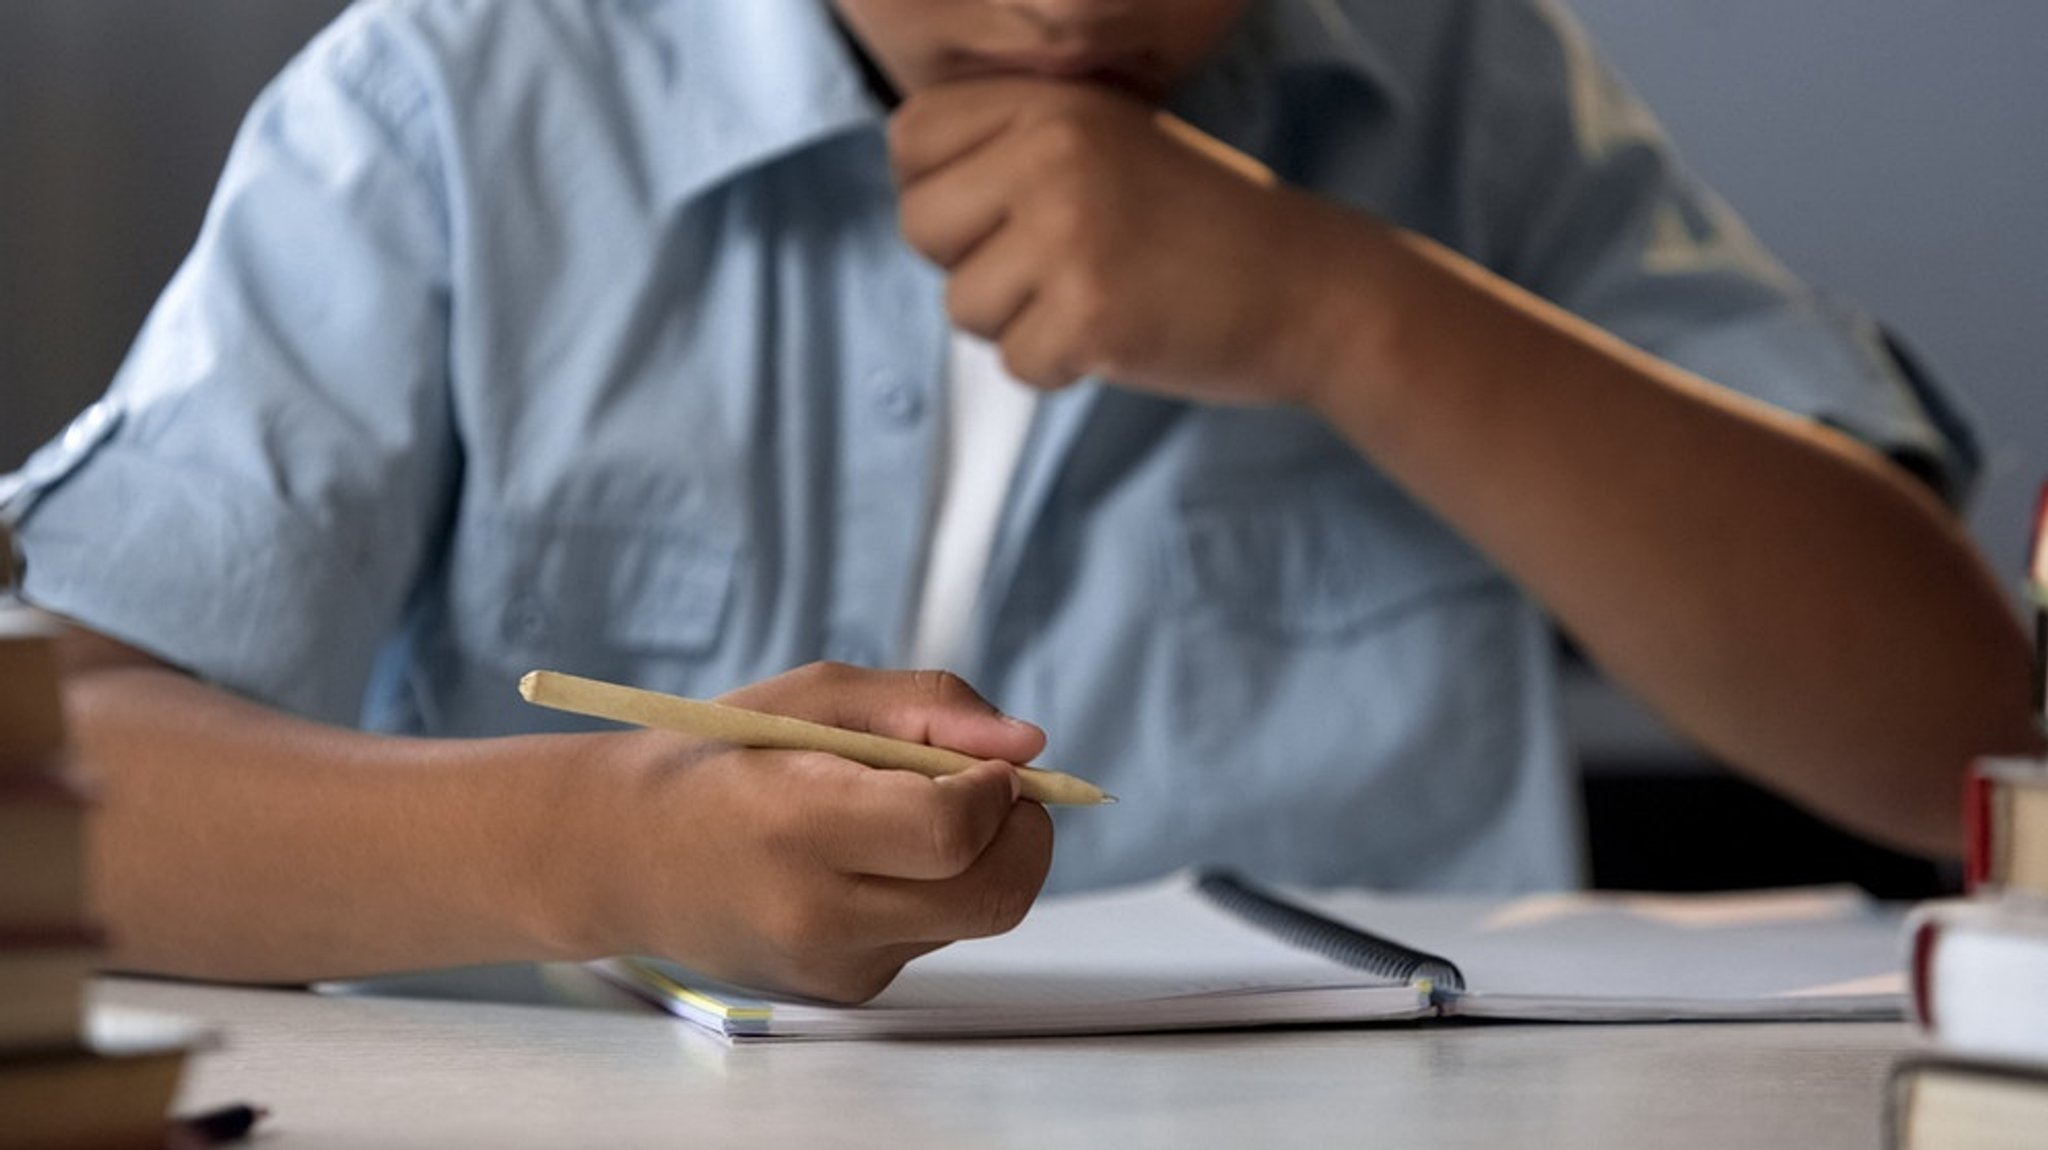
[518,670,1115,806]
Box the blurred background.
[3,1,2042,893]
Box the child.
[4,0,2037,1002]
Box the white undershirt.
[906,332,1041,670]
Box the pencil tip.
[1100,794,1119,805]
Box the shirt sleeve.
[1,8,457,725]
[1457,0,1981,504]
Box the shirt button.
[869,370,925,425]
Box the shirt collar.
[664,0,888,203]
[665,0,1409,200]
[1241,0,1411,106]
[1171,0,1411,159]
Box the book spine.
[1194,869,1466,995]
[1965,762,1996,892]
[2029,478,2048,728]
[2036,604,2048,728]
[1907,916,1940,1032]
[1905,899,2048,1066]
[0,611,67,770]
[0,925,105,951]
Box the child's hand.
[890,77,1373,407]
[566,663,1055,1004]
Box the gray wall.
[0,1,346,469]
[4,1,2044,601]
[1569,0,2048,599]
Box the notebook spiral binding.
[1195,868,1467,996]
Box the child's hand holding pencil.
[518,663,1071,1004]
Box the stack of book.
[1888,755,2048,1149]
[1888,480,2048,1148]
[0,595,197,1148]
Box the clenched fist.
[567,663,1056,1003]
[891,77,1383,408]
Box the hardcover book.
[1908,897,2048,1066]
[1968,757,2048,897]
[1888,1056,2048,1150]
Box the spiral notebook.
[592,869,1908,1042]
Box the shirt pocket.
[447,509,739,678]
[1158,467,1504,638]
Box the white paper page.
[1287,886,1908,1021]
[625,874,1432,1039]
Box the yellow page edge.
[620,957,776,1024]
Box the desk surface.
[111,968,1919,1149]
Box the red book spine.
[0,924,104,951]
[0,764,92,803]
[1964,764,1996,893]
[1908,916,1941,1032]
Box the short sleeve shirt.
[1,0,1977,894]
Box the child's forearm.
[61,648,604,982]
[1292,220,2042,855]
[888,78,2033,854]
[57,636,1052,997]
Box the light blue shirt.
[3,0,1974,893]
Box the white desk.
[105,968,1921,1148]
